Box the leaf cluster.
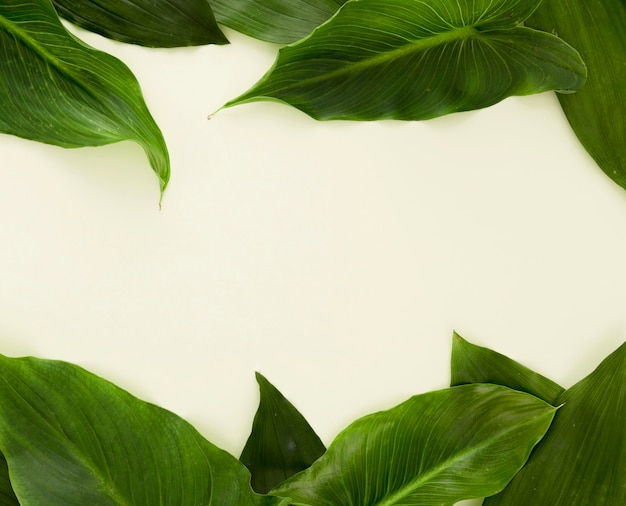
[1,0,624,199]
[0,333,623,504]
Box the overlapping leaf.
[241,372,326,493]
[483,341,626,505]
[269,384,557,505]
[451,332,564,403]
[528,0,626,192]
[0,0,169,199]
[53,0,228,47]
[0,453,18,506]
[450,335,626,504]
[222,0,586,121]
[0,354,288,506]
[210,0,345,44]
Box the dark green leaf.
[210,0,345,44]
[270,384,557,505]
[528,0,626,192]
[451,332,565,404]
[484,341,626,505]
[53,0,228,47]
[241,372,326,494]
[0,354,287,506]
[222,0,586,121]
[0,452,19,506]
[0,0,169,200]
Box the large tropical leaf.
[0,354,287,506]
[0,0,169,199]
[53,0,228,47]
[210,0,345,44]
[241,372,326,494]
[451,332,565,404]
[483,341,626,505]
[0,453,18,506]
[528,0,626,192]
[269,384,557,505]
[222,0,586,121]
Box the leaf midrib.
[0,12,100,98]
[259,24,478,94]
[374,411,551,506]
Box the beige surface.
[0,26,624,504]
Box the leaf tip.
[254,371,268,385]
[452,331,468,347]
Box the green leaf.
[0,354,287,506]
[210,0,345,44]
[53,0,228,47]
[0,0,169,200]
[0,452,19,506]
[451,332,565,404]
[483,341,626,505]
[269,384,557,505]
[241,372,326,494]
[221,0,586,121]
[528,0,626,192]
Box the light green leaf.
[0,0,169,200]
[241,372,326,494]
[0,452,19,506]
[222,0,586,121]
[0,354,287,506]
[210,0,345,44]
[270,384,557,505]
[483,341,626,505]
[53,0,228,47]
[451,332,565,404]
[528,0,626,192]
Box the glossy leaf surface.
[0,0,169,198]
[53,0,228,47]
[223,0,586,121]
[0,354,286,506]
[451,332,565,404]
[484,341,626,505]
[210,0,345,44]
[270,384,557,505]
[0,453,18,506]
[241,373,326,494]
[528,0,626,192]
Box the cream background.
[1,24,625,505]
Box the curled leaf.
[0,0,169,199]
[222,0,587,121]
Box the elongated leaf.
[0,453,18,506]
[241,372,326,494]
[0,354,287,506]
[528,0,626,192]
[210,0,345,44]
[484,341,626,505]
[222,0,586,121]
[0,0,169,199]
[53,0,228,47]
[270,384,557,505]
[451,332,565,404]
